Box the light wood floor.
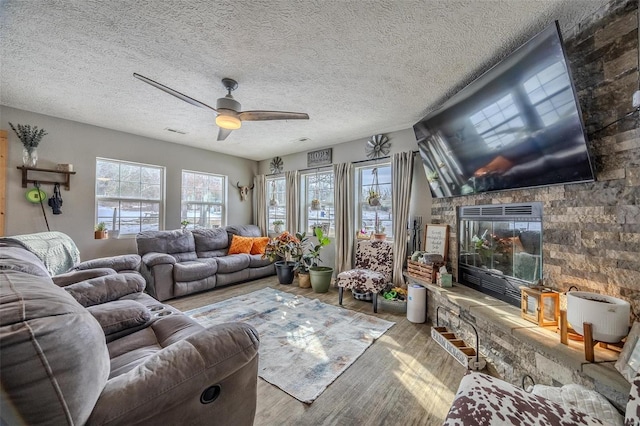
[168,277,466,426]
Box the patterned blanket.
[1,231,80,276]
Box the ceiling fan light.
[216,115,241,130]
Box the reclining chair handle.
[200,384,222,404]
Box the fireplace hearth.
[458,202,542,307]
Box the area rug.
[185,287,394,403]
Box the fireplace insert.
[458,202,542,307]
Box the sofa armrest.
[87,300,151,339]
[87,323,260,426]
[72,254,142,273]
[142,252,176,267]
[52,268,117,287]
[64,273,146,307]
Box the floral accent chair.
[336,240,393,313]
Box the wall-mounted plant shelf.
[17,166,76,190]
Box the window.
[267,177,286,231]
[356,163,393,239]
[96,158,164,236]
[181,170,226,229]
[302,170,334,237]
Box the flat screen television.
[414,22,595,198]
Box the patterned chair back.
[354,240,393,278]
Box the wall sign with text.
[307,148,332,167]
[424,224,449,260]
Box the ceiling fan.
[133,73,310,141]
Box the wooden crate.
[406,259,443,283]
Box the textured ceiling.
[0,0,609,161]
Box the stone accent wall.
[431,0,640,320]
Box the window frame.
[180,169,228,229]
[355,162,393,240]
[300,169,335,238]
[266,176,286,232]
[95,157,165,237]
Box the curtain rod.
[264,150,418,177]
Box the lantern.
[520,286,559,327]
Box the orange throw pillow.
[228,235,254,254]
[251,237,270,255]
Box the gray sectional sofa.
[136,224,275,301]
[0,243,260,425]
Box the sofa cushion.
[136,230,197,261]
[532,383,623,425]
[0,245,50,277]
[248,254,273,268]
[0,269,110,425]
[173,259,218,282]
[108,314,206,378]
[192,227,229,254]
[87,299,152,337]
[226,224,262,238]
[251,237,270,255]
[64,273,147,307]
[228,235,254,254]
[216,254,251,274]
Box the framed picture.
[615,321,640,382]
[424,224,449,261]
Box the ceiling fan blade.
[133,73,218,112]
[217,128,233,141]
[238,111,309,121]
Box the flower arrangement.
[263,231,302,263]
[9,122,47,154]
[472,229,491,250]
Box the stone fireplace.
[458,202,542,307]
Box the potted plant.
[367,188,381,206]
[293,232,312,288]
[307,227,333,293]
[9,122,47,167]
[310,199,321,211]
[427,170,440,191]
[272,220,284,234]
[94,222,108,239]
[373,211,386,240]
[181,220,190,230]
[263,231,301,284]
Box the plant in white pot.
[307,227,332,293]
[272,220,284,234]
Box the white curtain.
[253,174,267,235]
[285,170,299,234]
[392,151,414,287]
[334,162,354,272]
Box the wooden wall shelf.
[17,166,76,190]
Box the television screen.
[414,22,595,198]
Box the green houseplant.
[307,227,333,293]
[94,222,108,239]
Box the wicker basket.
[406,259,444,283]
[378,297,407,314]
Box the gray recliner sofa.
[0,244,260,426]
[136,225,275,301]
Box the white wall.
[257,128,433,268]
[1,106,257,260]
